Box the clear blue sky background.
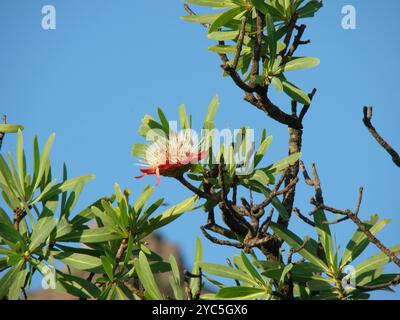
[0,0,399,299]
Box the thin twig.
[176,175,217,201]
[293,207,315,227]
[200,226,244,249]
[362,106,400,167]
[232,16,247,70]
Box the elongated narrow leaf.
[32,133,55,193]
[0,265,21,299]
[240,252,264,284]
[169,255,184,300]
[56,271,101,299]
[209,7,245,33]
[0,124,24,133]
[271,77,283,92]
[201,263,257,285]
[16,130,25,191]
[0,222,26,250]
[313,209,334,267]
[203,95,219,130]
[178,104,190,130]
[134,251,163,300]
[250,0,268,14]
[354,245,400,277]
[101,256,115,281]
[261,152,302,176]
[282,80,311,105]
[51,250,103,273]
[134,185,155,214]
[282,57,320,72]
[341,217,390,268]
[181,13,221,24]
[7,267,27,300]
[265,13,277,66]
[157,108,170,134]
[254,135,272,167]
[270,222,329,272]
[34,174,95,205]
[140,196,198,236]
[216,286,266,300]
[58,227,123,243]
[190,237,203,296]
[208,30,239,41]
[208,45,251,55]
[29,216,57,251]
[186,0,235,8]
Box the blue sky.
[0,0,399,299]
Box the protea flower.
[135,130,207,186]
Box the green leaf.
[251,0,268,14]
[254,135,272,167]
[201,262,256,285]
[157,107,170,134]
[134,185,155,214]
[264,3,286,20]
[7,267,27,300]
[216,286,266,300]
[52,250,103,273]
[282,57,320,72]
[270,222,329,272]
[0,124,24,133]
[297,0,323,18]
[262,152,302,175]
[29,216,57,251]
[169,255,184,300]
[0,264,22,299]
[354,245,400,277]
[32,133,56,192]
[186,0,235,8]
[265,13,277,66]
[140,196,198,237]
[178,104,190,130]
[190,237,203,296]
[313,209,334,267]
[340,217,390,268]
[280,263,293,284]
[134,251,163,300]
[16,130,25,191]
[137,198,165,227]
[240,252,264,284]
[101,255,115,281]
[0,222,26,250]
[271,77,283,92]
[208,45,251,55]
[208,30,239,41]
[56,271,101,299]
[307,279,334,291]
[33,174,95,205]
[58,227,123,243]
[0,154,20,200]
[282,80,311,105]
[0,208,12,227]
[209,7,246,33]
[181,13,222,24]
[203,95,219,130]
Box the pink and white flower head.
[135,130,207,186]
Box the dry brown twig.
[363,106,400,167]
